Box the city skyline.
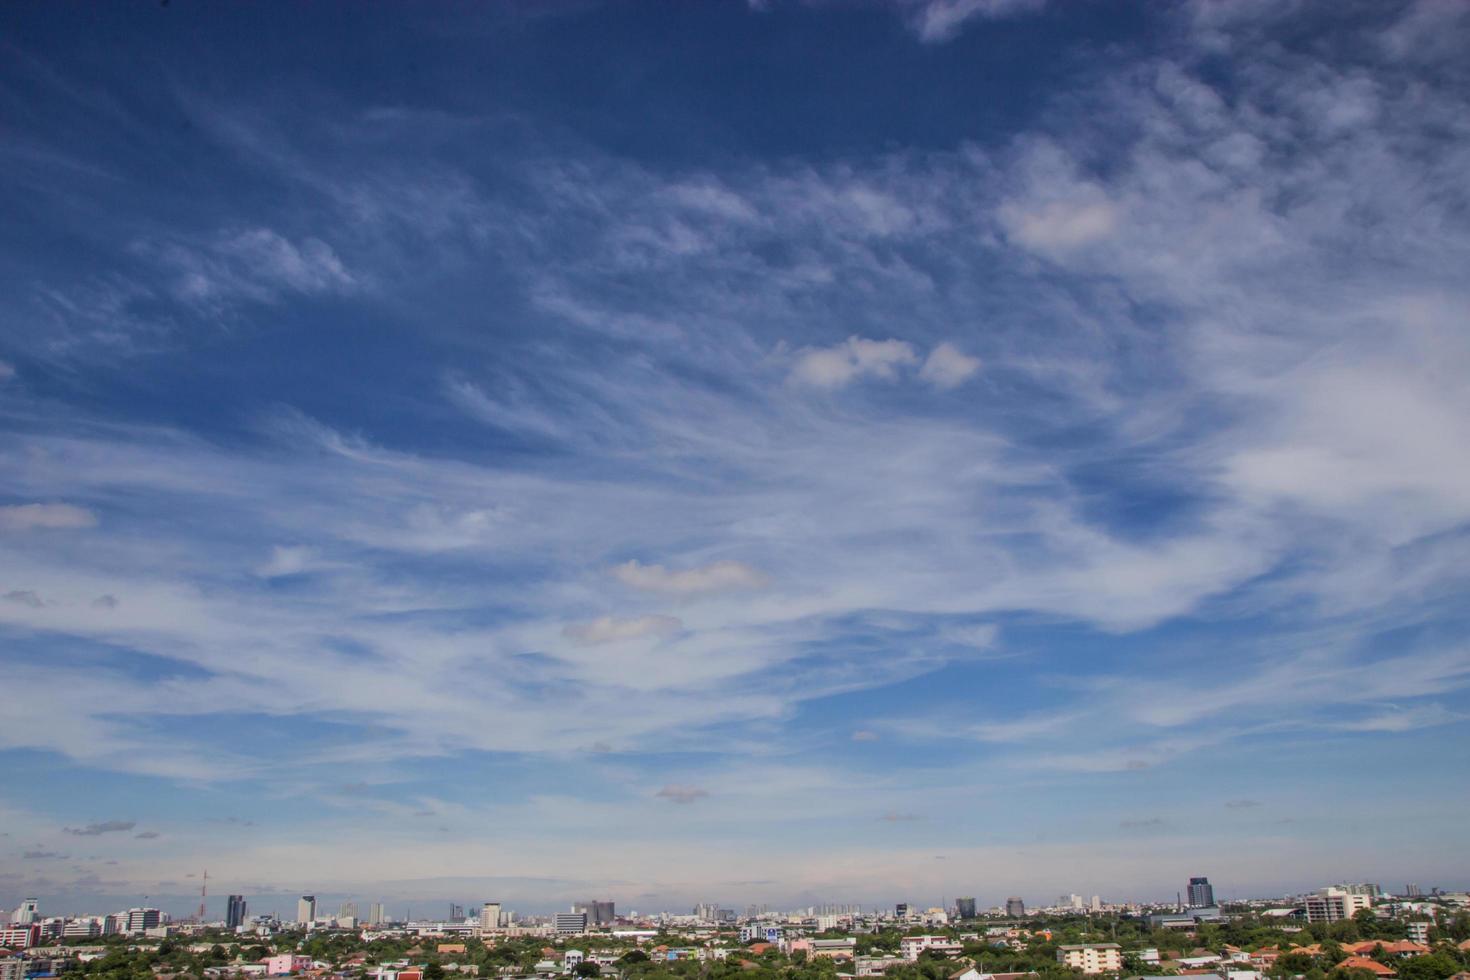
[3,1,1469,912]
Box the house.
[1336,957,1396,977]
[1056,944,1123,975]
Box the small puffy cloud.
[562,614,682,645]
[1001,198,1119,253]
[0,502,98,531]
[254,545,323,578]
[65,820,136,836]
[851,729,880,742]
[919,342,981,389]
[789,336,918,388]
[612,559,769,596]
[655,784,708,804]
[4,590,45,608]
[0,360,14,380]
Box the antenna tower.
[198,869,209,922]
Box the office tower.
[1090,895,1102,912]
[125,908,161,933]
[591,901,615,926]
[369,903,386,926]
[1406,884,1422,898]
[297,895,316,925]
[226,895,247,929]
[895,903,909,918]
[955,898,976,920]
[555,911,588,936]
[479,903,501,931]
[1187,877,1214,908]
[11,901,38,926]
[1006,897,1026,918]
[339,901,358,920]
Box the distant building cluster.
[3,874,1467,980]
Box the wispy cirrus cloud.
[64,820,136,836]
[0,503,97,531]
[611,560,769,596]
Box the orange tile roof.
[1337,956,1396,976]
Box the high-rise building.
[1406,884,1422,898]
[124,908,161,933]
[1005,897,1026,918]
[479,903,501,931]
[955,898,976,919]
[226,895,248,929]
[555,911,587,936]
[11,902,38,927]
[895,903,909,919]
[1187,877,1214,908]
[573,901,614,926]
[1304,887,1372,923]
[297,896,316,925]
[369,903,386,926]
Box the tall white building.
[368,903,385,926]
[479,903,501,931]
[1304,888,1372,923]
[11,901,38,926]
[297,895,316,926]
[554,911,587,936]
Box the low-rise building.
[1057,943,1123,974]
[900,936,964,961]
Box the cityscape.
[2,4,1469,980]
[4,878,1470,980]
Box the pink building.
[265,955,313,975]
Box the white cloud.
[562,614,683,645]
[253,545,324,579]
[0,503,98,531]
[919,342,981,388]
[905,0,1048,43]
[788,336,918,388]
[611,559,769,596]
[0,360,14,380]
[1001,197,1119,253]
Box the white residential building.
[1056,943,1123,974]
[899,936,964,961]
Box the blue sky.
[2,0,1469,918]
